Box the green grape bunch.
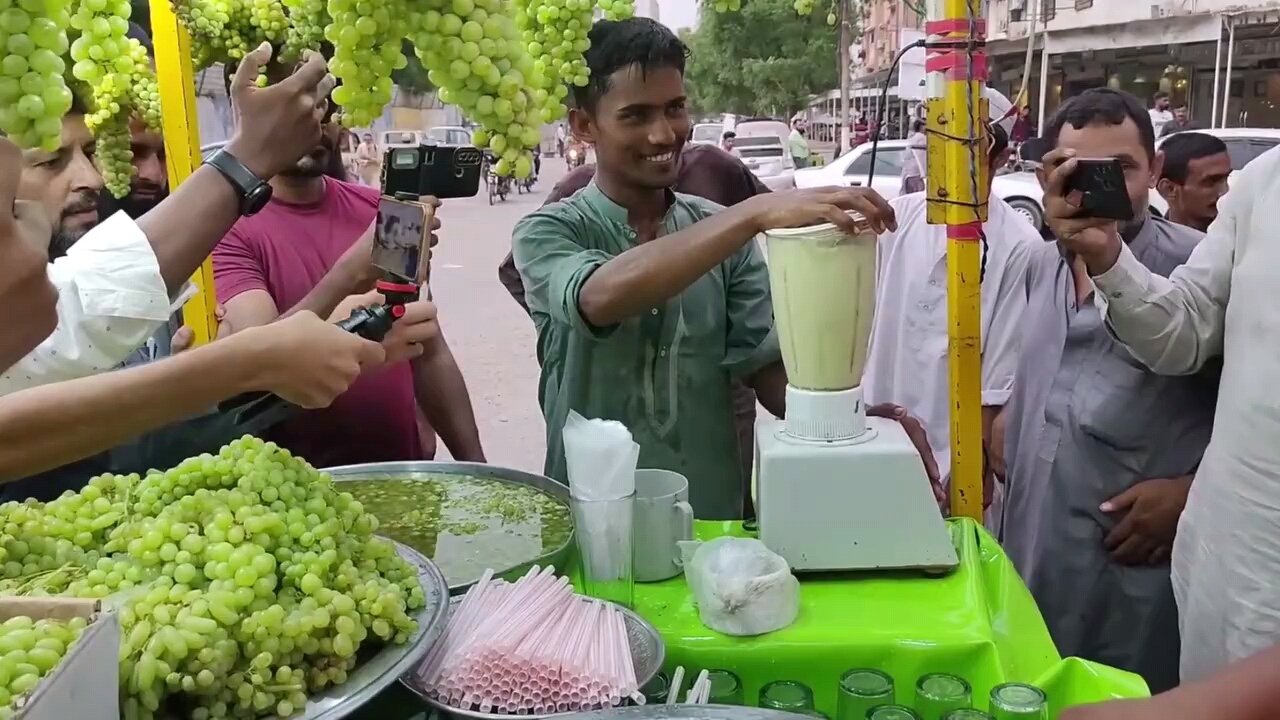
[0,0,76,151]
[710,0,741,12]
[0,436,425,720]
[324,0,406,127]
[93,112,132,197]
[0,615,89,719]
[405,0,543,178]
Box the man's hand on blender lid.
[241,312,385,409]
[747,186,897,235]
[224,44,336,179]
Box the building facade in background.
[987,0,1280,130]
[635,0,660,21]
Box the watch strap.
[205,148,268,215]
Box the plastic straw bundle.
[418,565,643,714]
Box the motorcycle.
[517,154,540,194]
[566,145,586,169]
[485,154,511,205]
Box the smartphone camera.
[382,145,483,200]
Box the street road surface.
[428,159,572,471]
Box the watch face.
[244,184,273,216]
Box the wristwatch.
[204,148,273,216]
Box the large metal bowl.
[325,462,575,594]
[401,595,665,720]
[292,540,449,719]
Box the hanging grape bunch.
[0,0,75,152]
[324,0,405,127]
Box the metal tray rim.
[324,461,575,593]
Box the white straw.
[667,666,685,707]
[418,567,641,715]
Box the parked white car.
[793,139,909,198]
[690,122,723,146]
[795,140,1044,225]
[734,135,797,191]
[427,126,474,146]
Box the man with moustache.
[214,105,486,467]
[996,88,1217,691]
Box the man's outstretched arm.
[0,313,383,482]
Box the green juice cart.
[347,517,1147,720]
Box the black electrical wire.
[866,39,924,187]
[864,31,992,284]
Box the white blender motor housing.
[754,218,959,573]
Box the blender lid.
[762,210,874,241]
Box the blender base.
[755,414,960,573]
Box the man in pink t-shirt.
[213,120,485,467]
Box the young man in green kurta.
[512,18,907,520]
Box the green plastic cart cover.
[622,518,1149,717]
[346,518,1149,719]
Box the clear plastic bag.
[680,537,800,636]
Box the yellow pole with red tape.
[150,1,219,346]
[924,0,988,521]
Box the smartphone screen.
[372,197,430,284]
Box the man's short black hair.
[1044,88,1156,158]
[1154,90,1170,101]
[722,130,736,139]
[572,18,688,111]
[1160,132,1229,184]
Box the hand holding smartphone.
[1064,157,1133,222]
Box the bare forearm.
[412,338,484,462]
[1063,644,1280,720]
[283,265,364,321]
[139,164,243,294]
[749,361,788,419]
[579,203,759,326]
[0,334,263,481]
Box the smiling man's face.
[572,64,690,191]
[20,114,103,258]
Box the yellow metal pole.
[150,1,219,346]
[923,0,988,521]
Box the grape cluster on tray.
[0,614,89,719]
[0,436,426,720]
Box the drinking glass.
[570,492,635,608]
[989,683,1048,720]
[760,680,816,714]
[706,669,744,705]
[867,705,922,720]
[942,711,994,720]
[914,673,971,720]
[837,669,895,720]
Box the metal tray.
[325,461,575,594]
[401,595,665,720]
[293,540,451,720]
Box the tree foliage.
[684,0,840,119]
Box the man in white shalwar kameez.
[1041,130,1280,682]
